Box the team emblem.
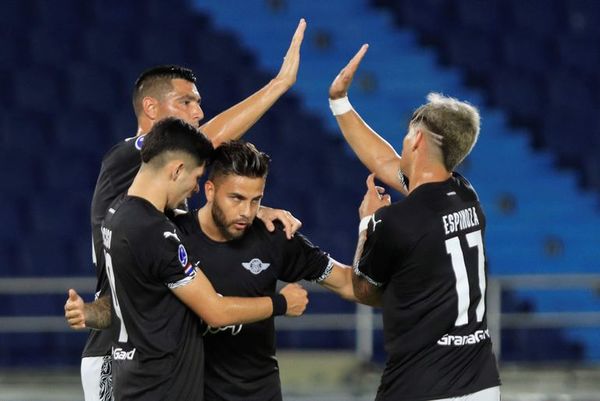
[134,135,145,150]
[241,258,270,275]
[178,244,188,267]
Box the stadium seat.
[41,152,99,191]
[82,24,138,68]
[66,63,124,113]
[1,111,50,152]
[14,65,65,113]
[508,0,566,36]
[28,25,83,66]
[53,109,110,157]
[0,150,39,193]
[565,0,600,37]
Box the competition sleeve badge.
[178,244,195,276]
[134,135,145,150]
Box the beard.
[211,201,249,241]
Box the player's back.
[366,174,500,400]
[102,195,204,401]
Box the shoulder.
[169,209,198,235]
[101,136,143,167]
[451,172,479,202]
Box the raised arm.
[201,19,306,146]
[329,45,407,195]
[172,268,307,327]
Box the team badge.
[178,244,188,267]
[241,258,270,275]
[134,135,145,150]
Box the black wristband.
[270,294,287,317]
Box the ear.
[412,129,425,151]
[171,161,185,181]
[205,180,215,203]
[142,96,160,120]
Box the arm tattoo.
[84,295,112,330]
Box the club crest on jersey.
[241,258,270,275]
[178,244,188,267]
[134,135,145,150]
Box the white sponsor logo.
[112,347,136,360]
[163,231,181,242]
[437,329,490,346]
[241,258,270,275]
[203,324,243,336]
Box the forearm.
[84,295,112,330]
[204,296,275,327]
[320,261,359,303]
[335,110,405,193]
[201,78,290,146]
[351,231,383,307]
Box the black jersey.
[173,211,333,401]
[83,135,146,358]
[102,195,204,401]
[356,173,500,401]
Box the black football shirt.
[173,211,333,401]
[83,135,146,357]
[102,195,204,401]
[356,173,500,401]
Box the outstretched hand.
[64,289,86,330]
[359,173,391,219]
[274,18,306,89]
[329,44,369,99]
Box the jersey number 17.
[445,230,486,327]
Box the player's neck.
[128,172,168,212]
[197,207,228,242]
[406,161,451,194]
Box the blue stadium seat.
[489,68,545,126]
[83,24,138,67]
[0,28,25,69]
[41,152,98,191]
[28,25,82,66]
[14,65,65,113]
[17,235,72,276]
[28,190,89,239]
[0,150,39,193]
[455,0,506,34]
[501,33,555,75]
[1,111,50,152]
[138,29,187,66]
[66,63,124,113]
[0,196,25,241]
[444,28,500,83]
[0,0,31,29]
[508,0,566,35]
[53,109,110,157]
[566,0,600,37]
[557,34,600,78]
[30,0,88,25]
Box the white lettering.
[441,207,480,235]
[112,347,136,360]
[437,329,490,346]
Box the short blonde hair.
[409,93,480,171]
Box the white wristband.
[329,96,353,116]
[358,215,371,234]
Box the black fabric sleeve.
[272,227,332,283]
[356,208,394,287]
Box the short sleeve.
[274,228,332,283]
[355,209,393,287]
[145,223,197,289]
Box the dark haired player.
[67,20,307,401]
[172,141,356,401]
[67,140,358,400]
[327,46,501,401]
[100,119,308,401]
